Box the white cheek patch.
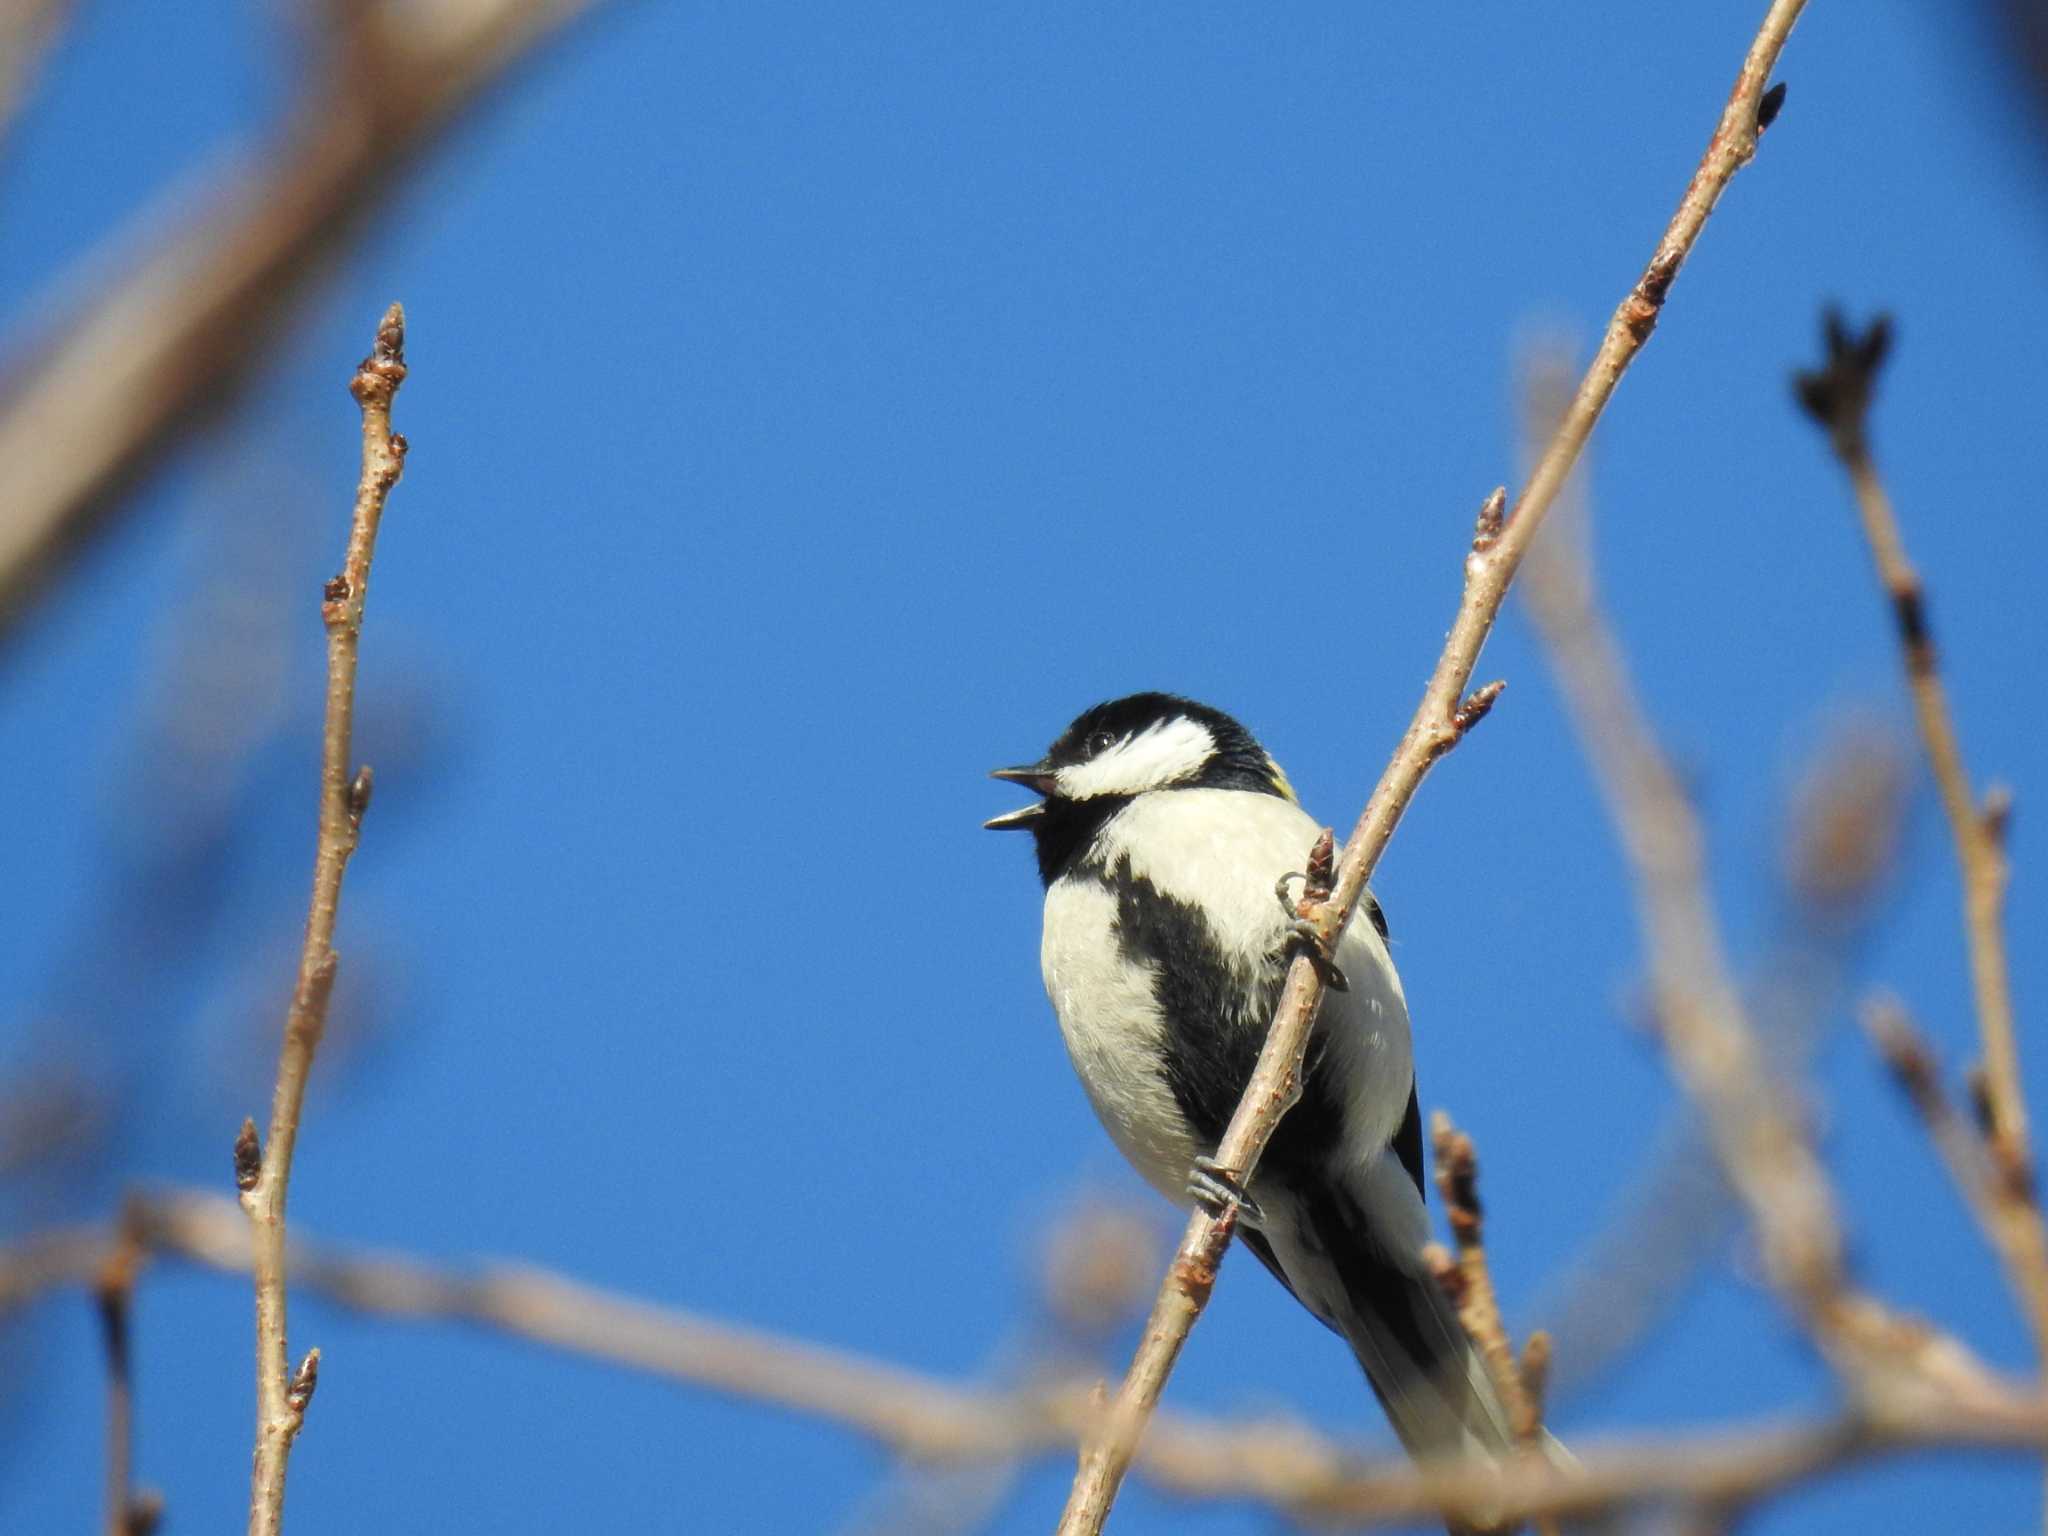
[1057,717,1215,800]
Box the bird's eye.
[1087,730,1116,757]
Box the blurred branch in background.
[90,1206,158,1536]
[1509,300,2048,1521]
[0,0,608,644]
[1,1189,2045,1530]
[1796,311,2048,1362]
[1514,343,1910,1396]
[0,0,73,145]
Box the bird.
[986,691,1518,1476]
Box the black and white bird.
[987,692,1515,1471]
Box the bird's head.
[986,693,1295,879]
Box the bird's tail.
[1315,1194,1514,1464]
[1301,1186,1570,1533]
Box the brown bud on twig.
[287,1348,321,1415]
[1982,784,2015,850]
[1965,1066,1997,1141]
[348,764,375,827]
[1472,487,1508,551]
[350,303,409,406]
[1431,1110,1484,1241]
[1421,1241,1464,1305]
[1304,830,1336,904]
[234,1118,263,1192]
[125,1491,165,1536]
[1452,680,1506,738]
[1863,997,1938,1113]
[1756,80,1787,131]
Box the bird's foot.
[1273,871,1309,919]
[1188,1156,1264,1226]
[1284,917,1349,992]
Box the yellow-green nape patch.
[1265,754,1298,803]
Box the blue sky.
[4,2,2047,1531]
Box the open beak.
[985,764,1056,830]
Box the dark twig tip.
[1756,81,1787,132]
[234,1118,263,1192]
[1965,1066,1997,1140]
[1793,307,1893,449]
[126,1492,166,1536]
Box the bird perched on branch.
[987,692,1515,1475]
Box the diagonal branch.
[237,305,409,1536]
[1865,997,2048,1363]
[0,0,605,643]
[1053,8,1809,1532]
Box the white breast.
[1040,788,1417,1203]
[1041,875,1200,1199]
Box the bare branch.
[239,304,409,1536]
[0,0,603,640]
[1424,1114,1562,1536]
[0,0,74,144]
[1864,997,2048,1359]
[1423,1114,1543,1450]
[1053,8,1810,1531]
[5,1191,2047,1531]
[92,1205,162,1536]
[1796,309,2045,1312]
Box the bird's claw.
[1285,917,1349,992]
[1274,871,1307,918]
[1188,1156,1264,1226]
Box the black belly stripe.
[1094,855,1359,1178]
[1391,1084,1425,1199]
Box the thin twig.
[92,1205,162,1536]
[0,0,603,641]
[239,304,408,1536]
[1053,9,1808,1532]
[1422,1114,1561,1536]
[1423,1114,1542,1447]
[4,1191,2047,1531]
[1864,997,2048,1361]
[1795,311,2048,1350]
